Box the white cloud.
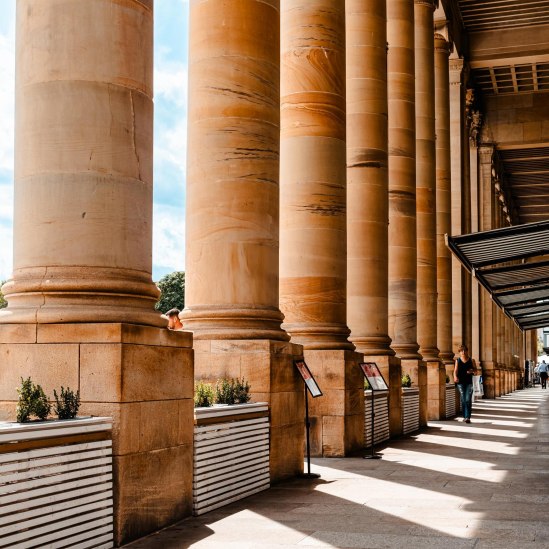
[155,62,187,108]
[0,9,15,174]
[152,202,185,278]
[0,223,13,281]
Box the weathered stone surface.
[114,444,193,544]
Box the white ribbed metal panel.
[193,403,270,516]
[445,384,457,418]
[0,418,113,549]
[364,391,390,447]
[402,388,420,435]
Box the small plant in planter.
[233,378,251,404]
[364,378,371,390]
[16,377,51,422]
[194,381,215,407]
[401,373,412,388]
[214,377,251,405]
[53,386,81,419]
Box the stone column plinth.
[280,0,362,456]
[1,0,161,327]
[0,323,194,546]
[434,34,453,368]
[184,0,304,478]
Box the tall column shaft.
[449,57,466,350]
[1,0,161,326]
[388,0,420,359]
[183,0,287,340]
[415,0,439,361]
[346,0,392,355]
[280,0,352,350]
[434,34,453,365]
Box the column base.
[427,360,446,420]
[401,358,428,427]
[0,323,194,547]
[193,339,304,482]
[303,349,364,457]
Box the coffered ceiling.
[458,0,549,32]
[447,1,549,225]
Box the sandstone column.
[0,1,194,544]
[346,0,402,438]
[449,56,466,351]
[184,0,304,481]
[281,0,364,457]
[2,0,161,326]
[478,145,497,399]
[388,0,425,432]
[434,34,454,379]
[416,0,441,423]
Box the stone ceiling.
[458,0,549,32]
[452,0,549,223]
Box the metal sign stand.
[364,389,382,460]
[302,385,320,478]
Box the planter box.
[364,390,390,447]
[445,383,457,418]
[193,403,270,516]
[402,387,420,435]
[0,417,113,549]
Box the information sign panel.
[294,360,322,398]
[360,362,389,391]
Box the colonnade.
[0,0,532,544]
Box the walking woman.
[454,344,477,423]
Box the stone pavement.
[126,387,549,548]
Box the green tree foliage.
[0,281,7,309]
[155,271,185,313]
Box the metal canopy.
[447,220,549,331]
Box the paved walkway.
[128,387,549,548]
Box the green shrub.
[401,373,412,388]
[214,377,251,405]
[233,378,251,404]
[16,377,51,422]
[194,381,215,407]
[364,378,371,390]
[53,386,81,419]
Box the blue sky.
[0,0,188,282]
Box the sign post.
[294,360,322,479]
[359,362,389,460]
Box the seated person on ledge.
[163,308,184,331]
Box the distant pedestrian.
[454,344,477,424]
[538,360,548,389]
